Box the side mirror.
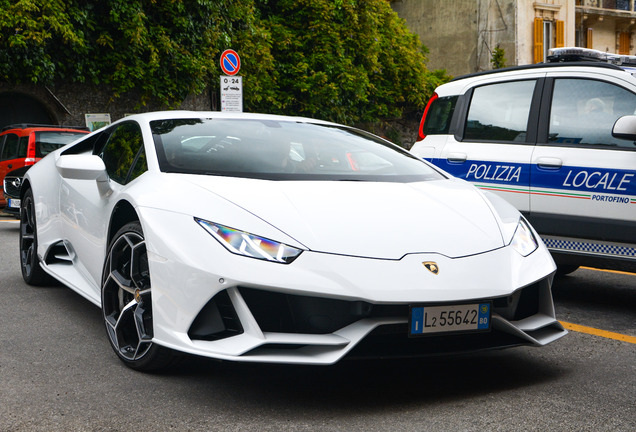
[56,154,111,196]
[612,115,636,142]
[56,155,108,181]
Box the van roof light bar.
[547,47,636,67]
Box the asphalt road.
[0,215,634,432]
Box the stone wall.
[0,82,212,130]
[358,110,422,150]
[391,0,521,76]
[391,0,481,77]
[0,80,422,149]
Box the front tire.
[19,188,54,286]
[101,221,178,371]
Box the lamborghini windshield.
[150,118,445,182]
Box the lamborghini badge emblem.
[422,261,439,275]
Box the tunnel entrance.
[0,92,55,128]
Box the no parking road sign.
[219,49,242,112]
[220,49,241,76]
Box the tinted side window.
[422,96,457,135]
[464,80,536,142]
[549,78,636,148]
[0,133,20,160]
[128,147,147,183]
[18,136,28,158]
[99,122,145,184]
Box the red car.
[0,124,89,208]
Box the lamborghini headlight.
[510,218,538,257]
[196,218,303,264]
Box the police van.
[411,47,636,274]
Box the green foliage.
[0,0,450,122]
[491,44,506,69]
[250,0,445,123]
[0,0,86,83]
[77,0,263,105]
[0,0,261,106]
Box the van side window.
[422,96,457,136]
[549,78,636,148]
[464,80,536,142]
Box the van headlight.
[510,218,538,257]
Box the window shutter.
[556,20,564,48]
[618,32,630,55]
[534,18,544,64]
[586,28,593,49]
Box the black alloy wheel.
[101,221,177,371]
[19,188,53,285]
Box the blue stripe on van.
[431,159,636,197]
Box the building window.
[534,18,563,63]
[543,20,553,61]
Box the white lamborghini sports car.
[19,111,566,370]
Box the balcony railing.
[576,0,635,11]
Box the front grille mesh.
[3,177,21,197]
[239,280,543,334]
[188,279,545,347]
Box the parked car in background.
[2,165,30,217]
[410,47,636,274]
[0,124,88,209]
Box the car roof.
[0,124,89,134]
[118,110,339,126]
[451,61,629,83]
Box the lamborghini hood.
[176,175,507,260]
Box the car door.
[529,71,636,251]
[0,132,21,182]
[60,121,147,294]
[433,75,545,213]
[0,132,26,206]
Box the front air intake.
[188,290,243,341]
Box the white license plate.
[8,198,20,209]
[409,302,490,336]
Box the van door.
[433,78,544,213]
[530,72,636,256]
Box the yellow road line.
[560,321,636,344]
[580,266,635,276]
